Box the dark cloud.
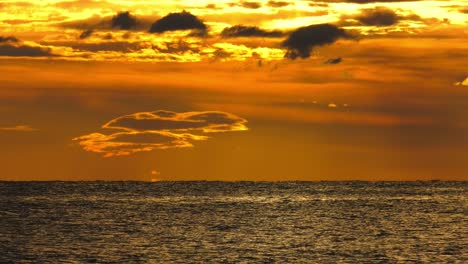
[355,7,399,26]
[308,2,329,7]
[0,36,19,43]
[209,49,233,61]
[79,29,94,39]
[0,45,53,57]
[282,24,350,59]
[221,25,284,38]
[205,4,220,9]
[403,14,450,26]
[241,1,262,9]
[267,1,291,7]
[111,11,138,30]
[0,37,53,57]
[157,40,201,54]
[458,8,468,14]
[340,7,446,27]
[102,33,113,40]
[324,57,342,64]
[149,11,207,33]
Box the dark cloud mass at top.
[282,24,350,59]
[0,0,461,62]
[112,11,138,30]
[149,11,207,33]
[221,25,284,38]
[355,7,399,26]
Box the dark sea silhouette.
[1,181,466,263]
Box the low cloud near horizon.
[0,125,37,132]
[74,110,248,157]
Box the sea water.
[1,181,466,263]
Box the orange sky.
[0,0,467,181]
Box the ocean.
[1,181,466,263]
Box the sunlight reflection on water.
[1,181,466,263]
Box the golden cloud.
[454,77,468,86]
[74,110,248,157]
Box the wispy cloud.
[0,125,37,132]
[74,110,248,157]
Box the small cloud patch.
[79,29,94,39]
[267,1,290,8]
[240,1,262,9]
[0,125,37,132]
[324,57,342,64]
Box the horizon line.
[0,179,464,183]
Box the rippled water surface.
[1,181,467,263]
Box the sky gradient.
[0,0,467,181]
